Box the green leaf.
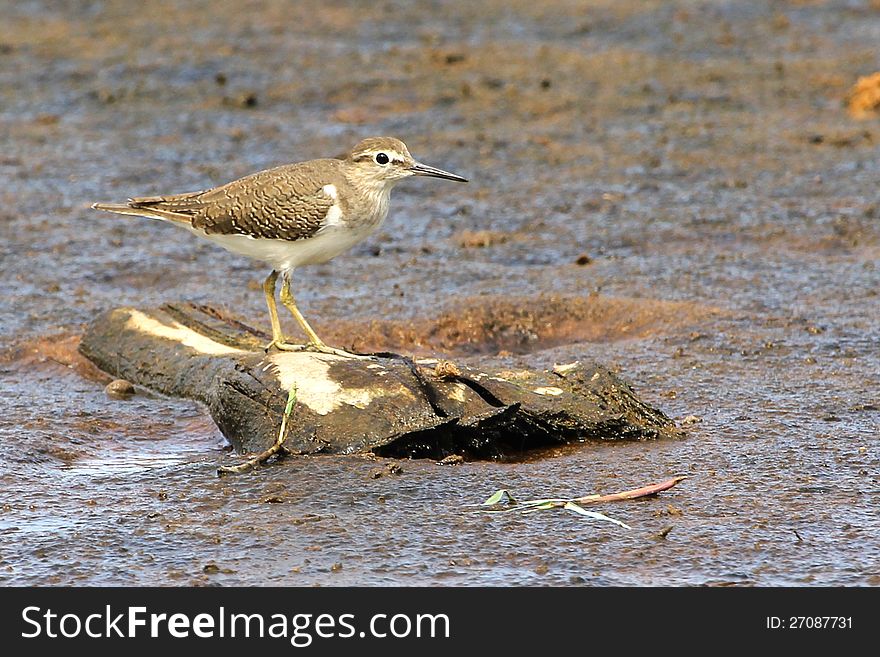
[521,502,558,514]
[284,386,297,415]
[275,384,298,447]
[563,502,631,529]
[482,489,516,506]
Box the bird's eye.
[375,152,390,165]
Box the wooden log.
[78,303,680,459]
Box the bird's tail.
[91,201,190,225]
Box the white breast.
[190,205,388,273]
[194,226,364,272]
[186,184,393,273]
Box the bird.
[92,137,467,356]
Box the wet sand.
[0,0,878,585]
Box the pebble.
[104,379,135,399]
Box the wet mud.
[1,0,878,585]
[331,293,721,355]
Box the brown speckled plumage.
[128,159,348,241]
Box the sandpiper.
[92,137,467,356]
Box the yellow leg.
[263,271,285,347]
[279,272,369,358]
[280,272,325,346]
[263,271,309,352]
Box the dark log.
[78,304,680,459]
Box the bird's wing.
[127,161,340,241]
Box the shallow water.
[1,0,878,585]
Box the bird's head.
[344,137,467,190]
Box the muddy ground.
[0,0,878,585]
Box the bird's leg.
[279,272,369,359]
[279,271,324,346]
[262,270,302,351]
[263,270,283,345]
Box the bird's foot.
[264,338,306,353]
[264,338,370,359]
[303,341,373,360]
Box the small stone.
[104,379,135,400]
[291,514,325,525]
[330,562,343,572]
[202,562,235,575]
[434,360,461,378]
[575,254,592,266]
[369,463,403,479]
[552,361,580,377]
[655,526,674,540]
[681,415,702,425]
[224,92,258,108]
[439,454,464,465]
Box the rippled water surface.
[1,0,878,585]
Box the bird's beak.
[409,161,468,182]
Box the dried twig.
[217,385,297,476]
[475,476,687,529]
[571,475,687,505]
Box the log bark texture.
[78,304,680,458]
